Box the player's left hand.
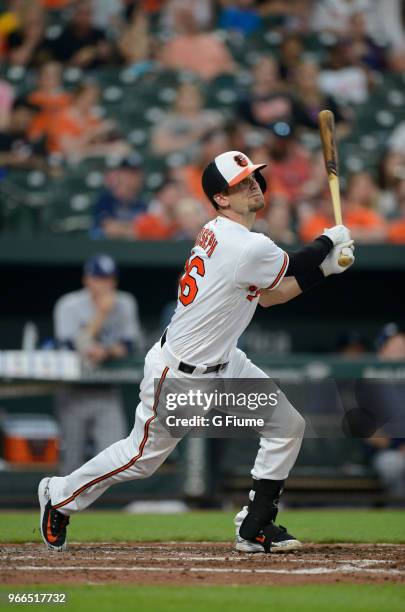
[320,240,355,276]
[322,225,352,246]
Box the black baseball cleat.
[236,523,302,554]
[38,477,69,551]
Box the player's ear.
[213,193,230,210]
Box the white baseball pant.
[49,341,305,514]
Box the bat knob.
[338,254,352,267]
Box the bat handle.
[338,254,352,267]
[328,175,350,266]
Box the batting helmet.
[202,150,267,209]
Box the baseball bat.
[318,110,351,266]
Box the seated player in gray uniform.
[53,254,143,474]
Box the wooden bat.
[318,110,351,267]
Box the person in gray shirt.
[53,254,142,474]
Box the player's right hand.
[322,225,352,246]
[320,240,355,276]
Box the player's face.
[84,276,117,298]
[223,174,265,214]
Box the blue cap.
[84,254,118,277]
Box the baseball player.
[53,254,143,474]
[38,151,354,553]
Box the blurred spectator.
[292,58,350,136]
[151,82,224,156]
[388,50,405,72]
[0,79,14,130]
[368,435,405,502]
[239,90,298,132]
[249,55,285,97]
[92,156,146,239]
[388,122,405,155]
[347,12,387,72]
[299,172,387,243]
[387,180,405,243]
[263,123,314,209]
[160,0,214,35]
[319,41,369,104]
[172,196,207,239]
[133,178,184,239]
[310,0,378,37]
[54,253,142,473]
[376,322,405,360]
[27,61,71,144]
[0,98,46,168]
[90,0,126,32]
[366,323,405,503]
[218,0,262,36]
[0,0,44,66]
[336,330,367,357]
[118,5,155,73]
[278,33,305,82]
[266,199,296,245]
[43,0,115,68]
[136,182,207,243]
[377,0,405,71]
[47,83,131,161]
[375,0,405,50]
[240,56,348,137]
[238,56,302,131]
[171,129,231,215]
[160,4,235,80]
[343,172,387,242]
[377,150,405,217]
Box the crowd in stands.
[0,0,405,243]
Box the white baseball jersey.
[167,216,289,364]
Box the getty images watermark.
[153,377,405,439]
[153,378,291,438]
[165,389,280,430]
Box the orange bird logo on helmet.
[234,154,248,167]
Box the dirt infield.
[1,543,405,586]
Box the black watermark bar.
[153,377,405,438]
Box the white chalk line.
[12,565,404,576]
[0,555,394,566]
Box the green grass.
[1,585,404,612]
[0,509,404,544]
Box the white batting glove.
[322,225,352,246]
[320,240,355,276]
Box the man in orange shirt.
[300,172,387,243]
[133,179,183,240]
[47,83,130,161]
[387,180,405,244]
[28,61,71,144]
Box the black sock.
[239,479,284,540]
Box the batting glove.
[320,240,355,276]
[322,225,352,246]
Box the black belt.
[160,329,228,375]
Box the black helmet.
[202,150,267,208]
